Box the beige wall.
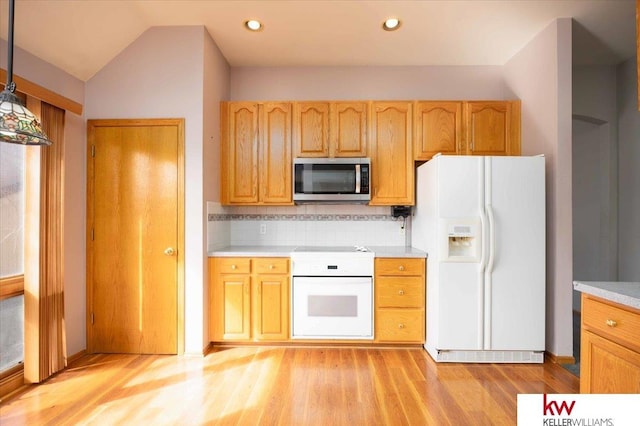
[503,19,574,358]
[201,30,230,347]
[617,56,640,280]
[231,65,507,100]
[1,39,87,357]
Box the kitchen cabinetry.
[580,294,640,393]
[210,257,290,342]
[463,101,521,156]
[369,102,414,205]
[374,258,425,343]
[414,101,520,161]
[414,101,463,160]
[220,102,292,205]
[293,101,368,157]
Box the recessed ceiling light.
[382,18,401,31]
[245,20,263,31]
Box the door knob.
[164,247,175,256]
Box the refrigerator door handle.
[486,204,496,275]
[478,158,487,349]
[484,157,495,350]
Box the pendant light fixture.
[0,0,51,145]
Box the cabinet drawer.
[376,309,424,343]
[214,257,251,274]
[376,277,424,308]
[375,258,424,276]
[253,258,290,274]
[583,295,640,351]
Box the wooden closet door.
[87,119,183,354]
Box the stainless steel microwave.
[293,158,371,203]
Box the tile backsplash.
[207,202,409,251]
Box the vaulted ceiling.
[0,0,637,82]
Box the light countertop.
[208,245,427,258]
[573,281,640,310]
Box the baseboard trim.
[67,350,87,366]
[545,351,576,365]
[203,342,215,356]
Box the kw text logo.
[543,394,576,416]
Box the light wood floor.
[0,347,578,425]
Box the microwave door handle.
[355,164,361,193]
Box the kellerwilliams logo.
[517,394,639,426]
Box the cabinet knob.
[606,319,617,327]
[398,265,405,271]
[269,264,275,270]
[164,247,175,256]
[398,323,405,329]
[231,264,237,270]
[398,290,405,296]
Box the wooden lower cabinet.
[580,294,640,393]
[210,257,289,342]
[374,258,425,343]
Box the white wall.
[1,39,86,357]
[231,66,507,100]
[617,56,640,280]
[503,19,574,358]
[201,30,230,347]
[85,26,228,355]
[571,65,619,310]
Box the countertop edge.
[573,281,640,311]
[208,246,427,259]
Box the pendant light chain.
[0,0,52,145]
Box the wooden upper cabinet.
[260,102,292,204]
[369,102,414,206]
[224,102,259,204]
[221,102,293,205]
[293,102,330,157]
[414,101,462,160]
[463,101,521,156]
[294,101,368,157]
[330,102,368,157]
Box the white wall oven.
[291,247,374,340]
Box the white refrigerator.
[412,155,545,363]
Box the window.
[0,141,25,373]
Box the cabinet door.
[225,102,259,203]
[253,274,289,340]
[369,102,414,205]
[222,275,251,340]
[581,330,640,393]
[330,101,368,157]
[414,101,462,160]
[260,103,293,204]
[463,101,521,156]
[293,102,330,157]
[376,309,424,343]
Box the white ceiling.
[0,0,637,82]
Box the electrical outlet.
[260,223,267,235]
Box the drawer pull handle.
[606,319,617,327]
[269,265,275,270]
[398,290,405,296]
[231,264,237,270]
[398,265,405,271]
[398,323,405,329]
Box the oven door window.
[294,163,357,194]
[292,276,372,339]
